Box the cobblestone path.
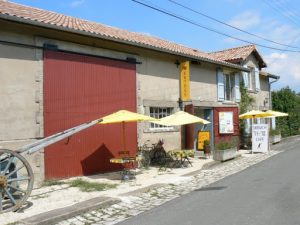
[56,151,280,225]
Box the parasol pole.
[251,115,254,154]
[122,121,126,152]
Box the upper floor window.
[243,66,260,91]
[249,67,255,90]
[217,68,240,102]
[150,107,173,130]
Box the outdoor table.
[168,150,193,168]
[110,156,138,180]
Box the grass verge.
[42,179,66,187]
[69,179,118,192]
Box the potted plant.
[213,137,238,162]
[269,128,281,144]
[203,139,211,158]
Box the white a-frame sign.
[252,124,269,153]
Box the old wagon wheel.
[0,149,34,213]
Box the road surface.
[118,137,300,225]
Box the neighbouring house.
[209,45,280,111]
[209,45,280,146]
[0,1,277,183]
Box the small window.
[150,107,173,130]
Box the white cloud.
[269,53,288,59]
[228,11,261,30]
[221,8,300,91]
[267,23,300,43]
[71,0,85,7]
[264,52,300,91]
[225,11,300,46]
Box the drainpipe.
[268,74,280,110]
[268,74,280,129]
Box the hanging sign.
[219,111,234,134]
[252,124,269,153]
[180,61,190,101]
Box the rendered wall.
[0,40,44,186]
[136,55,181,150]
[244,55,270,110]
[190,63,218,102]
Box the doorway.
[194,107,214,150]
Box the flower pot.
[269,134,281,144]
[204,146,211,158]
[204,146,211,154]
[213,147,237,162]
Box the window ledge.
[222,101,238,105]
[247,89,258,94]
[144,128,179,133]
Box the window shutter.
[235,73,241,102]
[242,65,249,88]
[255,67,260,91]
[217,68,225,101]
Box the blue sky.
[12,0,300,92]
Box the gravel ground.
[0,148,283,225]
[56,150,280,225]
[1,152,213,225]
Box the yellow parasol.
[152,111,210,126]
[239,110,274,119]
[265,110,289,117]
[99,110,157,152]
[100,110,156,124]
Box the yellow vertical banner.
[180,61,190,101]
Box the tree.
[239,83,255,148]
[272,86,300,137]
[239,83,255,114]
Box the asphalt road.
[118,136,300,225]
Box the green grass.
[41,178,118,193]
[149,191,159,198]
[69,179,118,192]
[42,179,66,187]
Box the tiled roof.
[209,44,267,68]
[0,0,247,70]
[208,45,256,62]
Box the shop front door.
[194,108,213,150]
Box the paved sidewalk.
[55,151,280,225]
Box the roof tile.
[0,0,247,69]
[208,45,256,62]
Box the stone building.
[0,1,278,183]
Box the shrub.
[215,137,238,150]
[203,139,210,146]
[269,128,281,136]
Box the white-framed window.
[150,107,173,130]
[243,71,251,90]
[244,66,260,91]
[249,67,255,90]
